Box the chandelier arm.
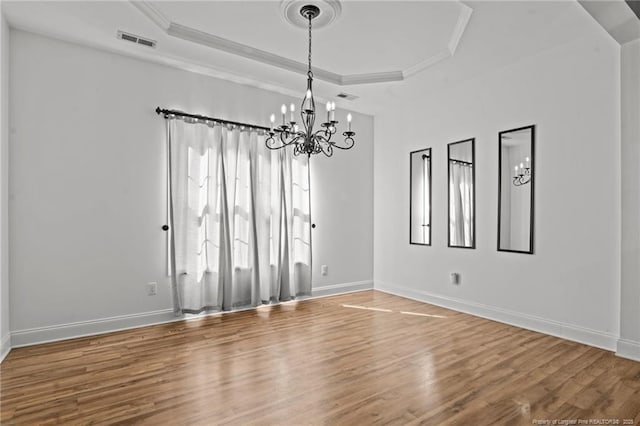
[313,129,331,142]
[333,132,356,150]
[512,174,531,186]
[265,131,304,150]
[320,143,334,157]
[280,130,291,146]
[284,132,306,148]
[265,133,280,150]
[312,129,355,150]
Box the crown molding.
[129,0,473,85]
[403,3,472,79]
[403,48,451,79]
[130,0,170,31]
[167,22,344,85]
[578,0,640,45]
[449,3,473,54]
[341,71,404,85]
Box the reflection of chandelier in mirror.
[513,157,531,186]
[265,4,355,157]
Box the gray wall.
[8,30,373,345]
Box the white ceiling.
[153,1,463,76]
[2,0,606,115]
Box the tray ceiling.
[2,1,605,115]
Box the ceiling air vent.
[336,92,359,101]
[117,30,157,49]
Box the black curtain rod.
[155,107,272,132]
[449,158,474,166]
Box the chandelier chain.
[307,14,312,75]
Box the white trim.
[312,280,373,297]
[167,23,403,86]
[11,309,177,348]
[0,333,10,363]
[341,72,403,85]
[402,49,451,79]
[129,0,171,31]
[167,23,342,86]
[448,3,473,54]
[375,281,618,351]
[127,0,472,86]
[9,281,373,348]
[402,4,472,79]
[616,338,640,362]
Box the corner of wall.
[0,7,11,363]
[616,338,640,362]
[0,332,9,362]
[619,37,640,359]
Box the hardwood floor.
[1,290,639,425]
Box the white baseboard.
[375,281,618,352]
[9,280,373,349]
[312,280,373,297]
[0,333,10,363]
[616,338,640,362]
[11,308,177,348]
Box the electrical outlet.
[450,273,460,285]
[321,265,328,276]
[147,282,157,296]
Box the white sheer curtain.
[449,162,473,246]
[167,118,312,314]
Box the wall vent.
[117,31,157,48]
[336,92,358,101]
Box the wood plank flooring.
[1,290,639,425]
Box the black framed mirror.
[410,148,431,245]
[448,138,475,249]
[498,125,535,254]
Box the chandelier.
[265,4,355,157]
[513,157,531,186]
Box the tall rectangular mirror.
[498,125,535,254]
[448,138,475,248]
[410,148,431,245]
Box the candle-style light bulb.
[514,165,518,177]
[281,104,287,125]
[326,101,331,122]
[270,113,275,131]
[290,103,295,122]
[525,156,530,168]
[347,113,352,131]
[330,101,336,122]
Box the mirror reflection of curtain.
[168,119,311,314]
[422,155,430,244]
[449,162,473,246]
[410,151,430,245]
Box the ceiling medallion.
[280,0,342,30]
